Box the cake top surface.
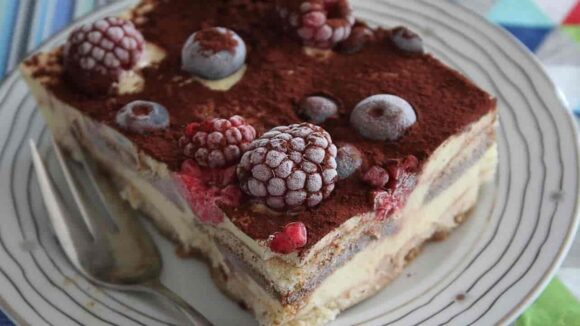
[26,0,495,252]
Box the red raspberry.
[179,115,256,169]
[270,232,295,254]
[237,123,338,211]
[386,155,419,189]
[369,155,419,220]
[269,222,308,254]
[179,160,241,225]
[285,222,308,247]
[63,17,145,94]
[276,0,355,49]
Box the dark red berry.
[370,156,419,220]
[269,222,308,254]
[270,232,295,254]
[276,0,355,49]
[363,166,390,188]
[337,25,373,54]
[63,17,145,95]
[285,222,308,247]
[179,116,256,168]
[179,160,241,225]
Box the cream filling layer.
[194,65,247,91]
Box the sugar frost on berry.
[63,16,145,94]
[180,116,256,168]
[237,123,338,211]
[276,0,355,49]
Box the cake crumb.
[430,230,448,242]
[456,294,466,302]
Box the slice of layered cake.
[21,0,497,324]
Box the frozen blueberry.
[350,94,416,141]
[337,26,373,55]
[336,144,363,180]
[298,96,338,124]
[181,27,247,80]
[391,26,424,54]
[116,100,170,134]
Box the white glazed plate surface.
[0,0,578,325]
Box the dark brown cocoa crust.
[28,0,496,246]
[195,28,239,54]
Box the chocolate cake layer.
[24,0,496,248]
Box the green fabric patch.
[563,26,580,43]
[517,278,580,326]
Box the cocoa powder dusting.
[133,104,153,116]
[195,28,238,54]
[31,0,496,247]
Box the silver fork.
[30,138,212,326]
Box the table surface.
[0,0,578,324]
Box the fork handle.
[144,280,213,326]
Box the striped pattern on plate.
[0,1,578,325]
[0,0,117,77]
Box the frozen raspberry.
[386,155,419,189]
[276,0,355,49]
[182,27,247,80]
[336,143,363,180]
[179,116,256,169]
[179,160,241,225]
[391,26,424,54]
[369,155,419,220]
[115,101,169,134]
[297,95,338,124]
[269,222,308,254]
[63,17,145,95]
[237,123,338,211]
[351,94,417,141]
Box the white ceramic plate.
[0,0,578,325]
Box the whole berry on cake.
[269,222,308,254]
[237,123,338,210]
[351,94,417,141]
[369,155,420,219]
[297,95,338,124]
[180,116,256,169]
[335,143,363,180]
[276,0,355,49]
[181,27,247,80]
[115,100,169,134]
[63,17,144,94]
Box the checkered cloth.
[453,0,580,115]
[0,1,578,325]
